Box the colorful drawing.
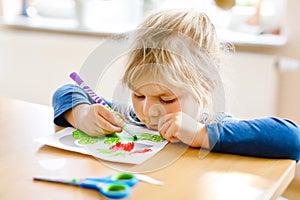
[69,72,135,140]
[72,125,168,164]
[72,130,122,145]
[65,72,168,164]
[107,142,152,154]
[72,129,165,144]
[34,125,168,165]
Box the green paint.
[136,133,165,142]
[133,135,138,141]
[72,129,165,145]
[72,130,121,144]
[98,149,129,157]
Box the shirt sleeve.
[206,117,300,161]
[51,84,93,127]
[52,84,127,127]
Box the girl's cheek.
[170,102,181,113]
[132,101,144,118]
[178,96,201,119]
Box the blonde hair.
[122,9,233,119]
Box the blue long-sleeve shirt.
[52,84,300,161]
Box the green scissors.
[34,173,138,199]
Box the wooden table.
[0,98,295,200]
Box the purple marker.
[69,72,136,140]
[70,72,107,106]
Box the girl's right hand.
[64,104,123,136]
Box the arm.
[52,84,94,127]
[52,84,122,136]
[207,118,300,161]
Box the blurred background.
[0,0,299,124]
[0,1,300,199]
[0,0,300,120]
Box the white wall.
[0,27,102,105]
[224,52,278,119]
[236,0,300,125]
[0,27,279,119]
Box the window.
[222,0,286,35]
[0,0,287,46]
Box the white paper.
[35,127,89,154]
[35,125,168,164]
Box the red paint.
[109,142,152,154]
[131,148,152,153]
[109,142,134,152]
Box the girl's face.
[131,83,200,130]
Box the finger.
[164,121,179,141]
[168,137,180,143]
[93,105,122,127]
[95,114,122,133]
[158,117,171,137]
[85,129,107,137]
[159,118,179,142]
[158,114,172,132]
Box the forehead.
[135,83,182,96]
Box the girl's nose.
[143,100,166,117]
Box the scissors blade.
[135,174,164,185]
[34,177,83,186]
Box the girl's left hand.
[158,112,208,148]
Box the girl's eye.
[133,93,145,99]
[160,98,177,104]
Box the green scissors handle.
[34,173,137,199]
[87,173,138,187]
[80,179,131,199]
